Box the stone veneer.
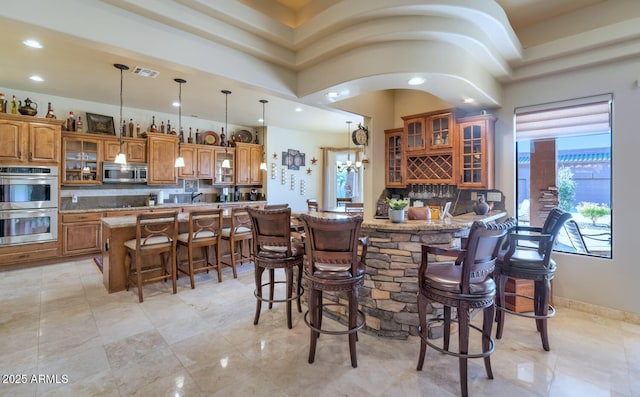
[318,212,507,340]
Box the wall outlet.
[470,192,477,201]
[72,194,78,204]
[487,191,501,202]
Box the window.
[515,94,612,258]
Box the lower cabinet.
[61,212,103,256]
[0,242,59,270]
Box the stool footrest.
[303,303,365,336]
[254,280,304,304]
[418,318,495,359]
[495,292,556,319]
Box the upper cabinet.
[0,114,63,165]
[235,142,263,185]
[213,147,235,185]
[457,114,496,190]
[103,137,146,163]
[403,117,425,153]
[147,133,178,185]
[385,128,405,187]
[177,144,214,180]
[427,112,454,150]
[62,133,101,185]
[402,110,454,154]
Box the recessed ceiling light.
[326,92,339,98]
[408,77,425,85]
[295,107,302,112]
[463,98,475,103]
[258,118,264,123]
[172,101,180,107]
[22,39,42,48]
[29,75,44,82]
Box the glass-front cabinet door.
[457,114,495,189]
[213,148,235,185]
[428,112,453,150]
[62,135,101,185]
[403,117,424,153]
[385,128,404,187]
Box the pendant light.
[174,78,187,168]
[259,99,268,171]
[113,63,129,165]
[221,90,232,169]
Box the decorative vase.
[389,208,406,223]
[473,195,490,215]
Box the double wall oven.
[0,165,58,246]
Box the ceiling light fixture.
[337,121,361,173]
[29,75,44,82]
[113,63,129,165]
[221,90,232,169]
[22,39,42,48]
[408,77,425,85]
[259,99,268,171]
[464,98,475,103]
[174,78,187,168]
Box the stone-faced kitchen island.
[353,211,507,339]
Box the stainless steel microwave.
[102,162,147,183]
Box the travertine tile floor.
[1,258,639,396]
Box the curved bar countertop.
[341,211,508,339]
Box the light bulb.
[174,155,185,168]
[346,160,352,167]
[336,160,342,167]
[356,161,362,168]
[114,152,127,165]
[221,159,231,168]
[260,162,267,170]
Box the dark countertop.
[60,200,267,214]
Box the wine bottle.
[0,93,6,113]
[150,116,157,133]
[45,102,56,118]
[76,116,83,132]
[187,127,193,143]
[10,95,18,114]
[160,121,165,134]
[128,119,134,137]
[179,127,185,143]
[167,120,171,134]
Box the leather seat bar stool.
[220,207,253,278]
[247,207,304,329]
[495,208,572,351]
[344,202,364,213]
[124,211,179,303]
[307,199,319,212]
[417,219,514,397]
[176,208,223,288]
[300,213,367,368]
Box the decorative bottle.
[179,127,184,143]
[167,120,171,134]
[160,121,165,134]
[195,128,200,144]
[45,102,56,118]
[10,95,18,114]
[150,116,157,133]
[220,127,226,147]
[76,116,83,132]
[0,93,6,113]
[128,119,134,137]
[66,111,75,131]
[136,123,141,136]
[187,127,193,143]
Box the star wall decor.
[310,157,318,165]
[272,152,278,159]
[306,167,312,174]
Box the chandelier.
[336,121,361,173]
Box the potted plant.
[386,197,409,223]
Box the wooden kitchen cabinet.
[0,113,63,165]
[61,212,103,256]
[147,133,178,185]
[427,111,454,150]
[385,128,405,187]
[177,144,214,179]
[213,147,235,185]
[235,142,263,185]
[103,136,147,163]
[62,133,102,185]
[403,116,425,153]
[456,114,495,189]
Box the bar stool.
[247,207,304,329]
[124,211,179,303]
[416,219,513,397]
[299,213,367,368]
[307,199,319,212]
[176,208,223,287]
[494,208,572,351]
[220,207,253,278]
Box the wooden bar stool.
[124,211,179,302]
[416,219,513,397]
[176,208,223,287]
[247,207,304,329]
[220,207,253,278]
[300,213,367,368]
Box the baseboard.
[554,296,640,325]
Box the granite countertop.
[61,201,267,214]
[361,211,507,232]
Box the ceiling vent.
[131,66,160,78]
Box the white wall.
[495,57,640,314]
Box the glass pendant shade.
[260,162,267,170]
[174,155,185,168]
[114,63,129,165]
[221,159,231,168]
[114,152,127,165]
[174,78,187,167]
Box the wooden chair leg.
[253,265,265,325]
[348,288,358,368]
[187,248,196,289]
[308,288,319,364]
[268,268,275,310]
[536,279,551,351]
[286,267,294,329]
[215,245,222,282]
[495,273,507,339]
[444,306,452,351]
[416,293,428,371]
[296,263,303,313]
[136,257,144,303]
[483,305,495,379]
[458,305,470,397]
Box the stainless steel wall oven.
[0,165,58,246]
